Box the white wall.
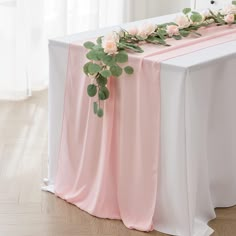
[125,0,191,22]
[193,0,230,9]
[125,0,232,23]
[147,0,191,16]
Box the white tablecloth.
[46,14,236,236]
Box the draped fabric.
[54,25,236,231]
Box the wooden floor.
[0,90,235,236]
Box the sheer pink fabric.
[55,25,236,231]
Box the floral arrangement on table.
[83,2,236,117]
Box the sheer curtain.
[0,0,125,100]
[0,0,189,100]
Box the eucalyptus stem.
[84,2,236,118]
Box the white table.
[46,14,236,236]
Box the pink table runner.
[55,25,236,231]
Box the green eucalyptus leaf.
[124,66,134,75]
[87,84,97,97]
[158,29,167,35]
[173,35,182,40]
[136,35,146,40]
[156,29,166,40]
[147,36,166,45]
[93,102,98,114]
[158,22,178,28]
[135,35,146,41]
[88,63,102,75]
[190,13,203,23]
[147,35,156,41]
[233,0,236,5]
[98,91,106,100]
[129,44,144,53]
[216,15,225,24]
[92,45,102,50]
[110,65,123,77]
[86,50,99,61]
[97,108,104,117]
[102,55,115,66]
[96,75,108,86]
[96,36,103,45]
[100,70,112,78]
[96,50,106,60]
[84,41,95,49]
[188,25,200,30]
[119,43,144,53]
[115,51,128,63]
[83,62,92,75]
[179,30,190,37]
[183,8,191,15]
[99,87,110,100]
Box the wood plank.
[0,90,235,235]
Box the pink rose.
[127,27,138,36]
[166,25,180,37]
[224,14,235,24]
[102,32,119,55]
[102,40,117,55]
[175,15,191,29]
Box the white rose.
[220,4,236,15]
[137,23,156,38]
[201,9,211,21]
[175,14,191,29]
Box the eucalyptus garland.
[83,2,236,117]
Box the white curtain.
[0,0,190,100]
[0,0,125,100]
